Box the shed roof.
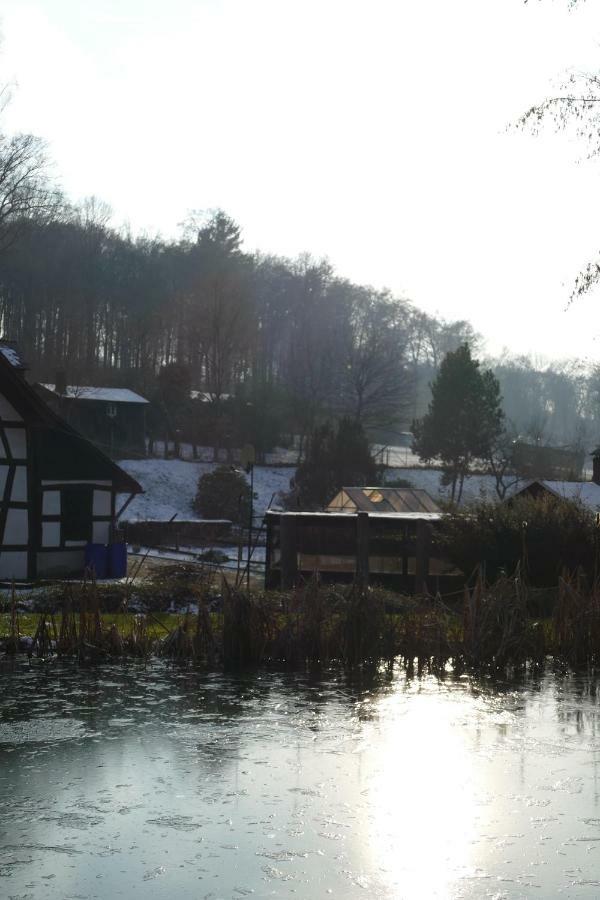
[326,486,441,515]
[39,384,149,404]
[515,479,600,512]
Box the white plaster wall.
[42,491,61,515]
[11,467,27,503]
[92,521,110,544]
[5,509,28,545]
[5,428,26,459]
[93,490,111,516]
[42,522,60,548]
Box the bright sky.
[1,0,600,361]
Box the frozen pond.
[2,663,600,897]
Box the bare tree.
[0,126,60,250]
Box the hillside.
[117,459,293,523]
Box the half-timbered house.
[0,342,142,580]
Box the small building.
[509,447,600,514]
[0,344,142,580]
[326,486,441,515]
[35,382,149,458]
[510,479,600,514]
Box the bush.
[437,495,597,586]
[193,466,252,524]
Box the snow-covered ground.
[117,453,525,527]
[117,458,293,523]
[382,467,522,503]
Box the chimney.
[55,370,67,397]
[592,448,600,485]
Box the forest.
[0,117,599,456]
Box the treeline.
[0,201,478,448]
[0,112,599,455]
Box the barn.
[0,342,142,580]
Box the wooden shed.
[264,509,461,595]
[0,343,142,580]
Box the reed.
[8,568,600,672]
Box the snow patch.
[117,459,293,523]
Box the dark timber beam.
[415,520,431,595]
[280,515,298,589]
[356,512,370,589]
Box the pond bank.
[1,572,600,671]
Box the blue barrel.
[108,542,128,579]
[85,543,108,579]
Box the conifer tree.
[413,344,504,502]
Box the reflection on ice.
[2,664,600,896]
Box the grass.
[0,611,180,642]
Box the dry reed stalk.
[6,581,19,654]
[553,571,600,668]
[58,590,78,655]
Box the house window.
[106,403,117,418]
[62,485,93,543]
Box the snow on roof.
[267,510,443,521]
[538,480,600,511]
[0,343,26,368]
[190,390,232,402]
[41,384,149,404]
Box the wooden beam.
[415,520,430,595]
[356,512,370,589]
[280,515,298,589]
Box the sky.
[1,0,600,361]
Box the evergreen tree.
[292,417,378,508]
[413,344,504,502]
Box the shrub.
[436,495,597,586]
[193,466,252,524]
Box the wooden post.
[415,520,430,596]
[280,514,298,589]
[356,512,370,589]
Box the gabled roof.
[39,384,149,404]
[514,479,600,512]
[326,486,441,514]
[0,356,143,495]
